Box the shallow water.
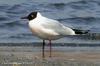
[0,46,100,66]
[0,0,100,43]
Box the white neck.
[37,12,43,18]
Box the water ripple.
[0,0,100,43]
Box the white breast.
[29,19,61,40]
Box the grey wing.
[41,18,75,35]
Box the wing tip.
[72,29,90,34]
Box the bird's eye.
[31,15,34,17]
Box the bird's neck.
[37,12,43,18]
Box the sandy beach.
[0,46,100,66]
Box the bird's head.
[21,12,37,21]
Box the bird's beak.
[21,16,28,19]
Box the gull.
[21,12,89,58]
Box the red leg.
[42,40,45,58]
[49,40,52,57]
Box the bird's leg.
[49,40,52,57]
[42,40,45,58]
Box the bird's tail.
[72,29,90,34]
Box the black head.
[21,12,37,21]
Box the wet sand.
[0,46,100,66]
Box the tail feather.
[72,29,90,34]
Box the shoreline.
[0,46,100,61]
[0,46,100,65]
[0,43,100,47]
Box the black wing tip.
[72,29,90,34]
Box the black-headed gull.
[21,12,89,58]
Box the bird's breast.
[28,22,61,40]
[29,22,42,35]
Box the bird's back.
[41,17,75,36]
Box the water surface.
[0,0,100,43]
